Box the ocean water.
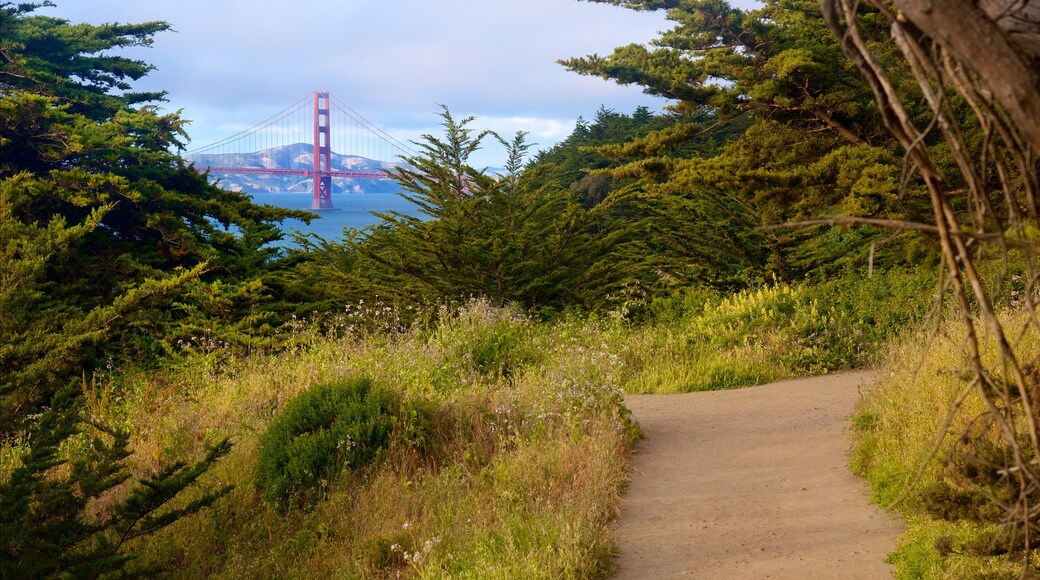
[247,191,420,243]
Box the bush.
[431,301,538,379]
[254,377,413,509]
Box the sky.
[43,0,682,168]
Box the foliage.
[550,0,937,281]
[529,106,766,290]
[299,108,648,312]
[0,386,231,578]
[0,179,209,426]
[79,299,634,578]
[824,0,1040,571]
[0,4,304,576]
[429,302,536,378]
[0,3,313,422]
[561,0,890,140]
[528,105,736,207]
[850,312,1040,578]
[60,268,929,577]
[625,267,937,392]
[0,1,168,119]
[254,377,415,509]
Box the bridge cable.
[185,93,312,156]
[329,94,417,158]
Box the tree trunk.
[892,0,1040,154]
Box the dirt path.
[613,371,902,579]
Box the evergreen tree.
[561,0,891,144]
[0,3,291,574]
[530,105,697,207]
[0,387,231,578]
[304,107,648,312]
[528,104,764,290]
[0,2,311,419]
[557,0,935,279]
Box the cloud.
[44,0,670,163]
[483,116,575,141]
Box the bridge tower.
[312,91,333,210]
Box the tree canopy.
[0,2,314,422]
[552,0,938,280]
[0,6,299,574]
[294,108,649,314]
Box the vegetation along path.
[614,371,901,578]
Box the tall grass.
[82,300,635,578]
[625,268,936,393]
[852,309,1040,578]
[0,268,934,577]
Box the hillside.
[5,1,1040,577]
[185,143,405,194]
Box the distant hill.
[185,143,405,194]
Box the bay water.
[248,191,419,244]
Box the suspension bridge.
[185,91,414,210]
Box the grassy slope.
[1,269,934,577]
[851,310,1040,579]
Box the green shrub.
[432,302,538,378]
[470,325,525,376]
[254,377,409,509]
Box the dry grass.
[5,271,932,577]
[80,300,634,578]
[853,310,1040,578]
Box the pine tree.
[323,107,648,311]
[556,0,935,279]
[0,4,281,574]
[0,3,311,417]
[0,386,231,578]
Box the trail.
[613,371,902,579]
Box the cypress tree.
[353,107,647,311]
